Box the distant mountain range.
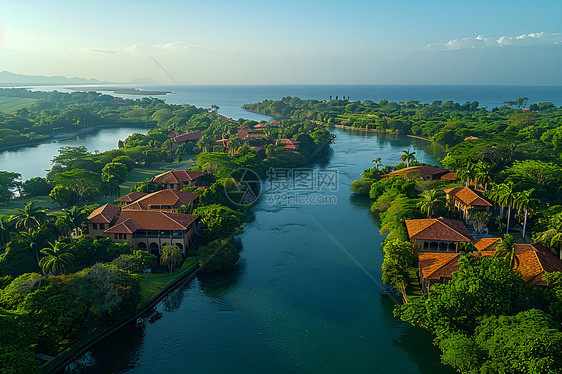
[0,71,156,86]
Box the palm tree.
[10,200,50,233]
[486,183,504,217]
[20,230,44,265]
[0,218,13,249]
[418,189,445,218]
[493,234,518,268]
[400,149,417,167]
[372,157,382,168]
[160,244,184,273]
[39,241,74,276]
[474,162,491,191]
[513,189,537,239]
[63,205,88,237]
[498,182,516,234]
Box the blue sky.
[1,0,561,84]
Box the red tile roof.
[382,166,449,179]
[269,120,281,126]
[514,243,562,285]
[105,210,199,233]
[87,204,120,224]
[406,218,473,242]
[444,187,492,207]
[212,139,229,146]
[114,192,148,204]
[473,238,501,252]
[173,131,202,143]
[122,189,199,211]
[440,172,457,180]
[418,252,461,280]
[153,170,206,185]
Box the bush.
[198,239,240,272]
[111,251,157,273]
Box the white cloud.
[84,42,237,55]
[424,32,562,51]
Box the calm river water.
[66,128,453,374]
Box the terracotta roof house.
[381,166,450,181]
[114,192,148,206]
[444,187,492,220]
[269,120,281,126]
[464,136,480,141]
[167,130,181,138]
[276,138,300,151]
[170,131,203,151]
[104,210,200,254]
[477,243,562,286]
[87,204,120,239]
[211,139,229,151]
[418,252,462,291]
[440,172,457,181]
[122,189,199,212]
[153,169,207,189]
[473,237,501,252]
[406,217,473,253]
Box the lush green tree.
[0,185,12,204]
[22,177,52,196]
[63,205,88,237]
[400,149,416,167]
[160,244,184,273]
[0,171,21,190]
[9,200,49,233]
[112,155,135,171]
[39,242,74,275]
[513,189,538,238]
[51,146,90,169]
[381,239,416,300]
[493,234,517,268]
[111,250,157,274]
[198,238,240,272]
[49,185,79,208]
[53,168,101,201]
[0,309,40,374]
[20,285,87,353]
[418,189,446,218]
[0,237,41,277]
[101,162,128,185]
[193,204,245,240]
[498,182,516,234]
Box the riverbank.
[0,122,154,152]
[43,258,201,373]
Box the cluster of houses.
[383,166,562,292]
[87,169,207,256]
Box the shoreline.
[44,260,201,373]
[0,122,154,152]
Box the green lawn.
[0,97,38,113]
[0,195,63,217]
[405,266,423,302]
[139,257,199,304]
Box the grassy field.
[0,97,38,113]
[139,257,199,304]
[0,195,63,216]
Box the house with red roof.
[122,189,199,212]
[87,204,120,240]
[276,138,300,151]
[406,217,474,253]
[114,192,148,207]
[104,210,200,254]
[444,186,492,219]
[170,130,203,151]
[153,169,207,190]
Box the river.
[66,128,453,374]
[0,126,149,181]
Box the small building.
[276,138,300,151]
[114,192,148,207]
[478,243,562,286]
[405,217,473,253]
[104,210,200,255]
[170,131,203,151]
[381,166,450,181]
[473,237,501,252]
[269,120,281,127]
[122,189,199,212]
[153,169,207,190]
[87,204,120,240]
[418,252,462,291]
[440,171,457,181]
[444,186,492,219]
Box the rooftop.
[87,204,120,224]
[153,169,206,185]
[114,191,148,204]
[444,186,492,207]
[122,189,199,211]
[382,166,449,180]
[405,217,473,242]
[173,130,202,143]
[105,210,199,234]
